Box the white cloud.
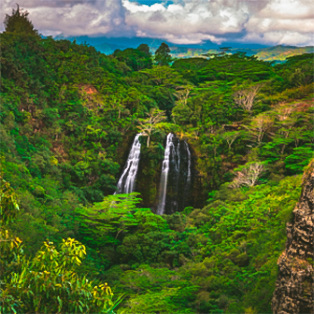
[1,0,129,36]
[122,0,253,44]
[244,31,313,46]
[1,0,313,46]
[123,0,250,38]
[244,0,314,45]
[259,0,314,19]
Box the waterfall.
[183,140,192,207]
[116,134,142,194]
[156,133,173,215]
[184,140,191,188]
[169,138,180,212]
[157,134,192,215]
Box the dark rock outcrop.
[272,161,314,314]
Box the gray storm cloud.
[1,0,314,45]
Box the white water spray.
[184,141,191,187]
[156,133,174,215]
[116,134,142,194]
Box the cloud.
[1,0,130,36]
[243,0,314,45]
[1,0,314,45]
[123,0,314,45]
[123,0,251,43]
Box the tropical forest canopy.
[1,6,313,313]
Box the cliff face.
[272,161,314,314]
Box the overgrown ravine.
[116,132,203,213]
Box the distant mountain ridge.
[255,45,314,61]
[55,35,313,61]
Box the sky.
[1,0,314,46]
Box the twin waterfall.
[156,133,174,215]
[156,133,192,215]
[115,133,192,214]
[115,134,142,194]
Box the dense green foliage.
[4,5,39,37]
[155,42,172,66]
[0,179,122,313]
[1,12,313,313]
[113,44,153,71]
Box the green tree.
[113,46,152,71]
[77,193,143,244]
[137,43,150,56]
[285,146,314,174]
[1,237,122,313]
[0,178,122,313]
[222,130,241,151]
[0,175,20,225]
[4,4,39,36]
[155,42,172,66]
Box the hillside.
[1,12,313,314]
[255,45,314,61]
[62,35,313,61]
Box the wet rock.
[272,161,314,314]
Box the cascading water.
[116,134,142,194]
[169,138,180,212]
[157,133,192,215]
[184,140,191,191]
[156,133,173,215]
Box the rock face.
[272,161,314,314]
